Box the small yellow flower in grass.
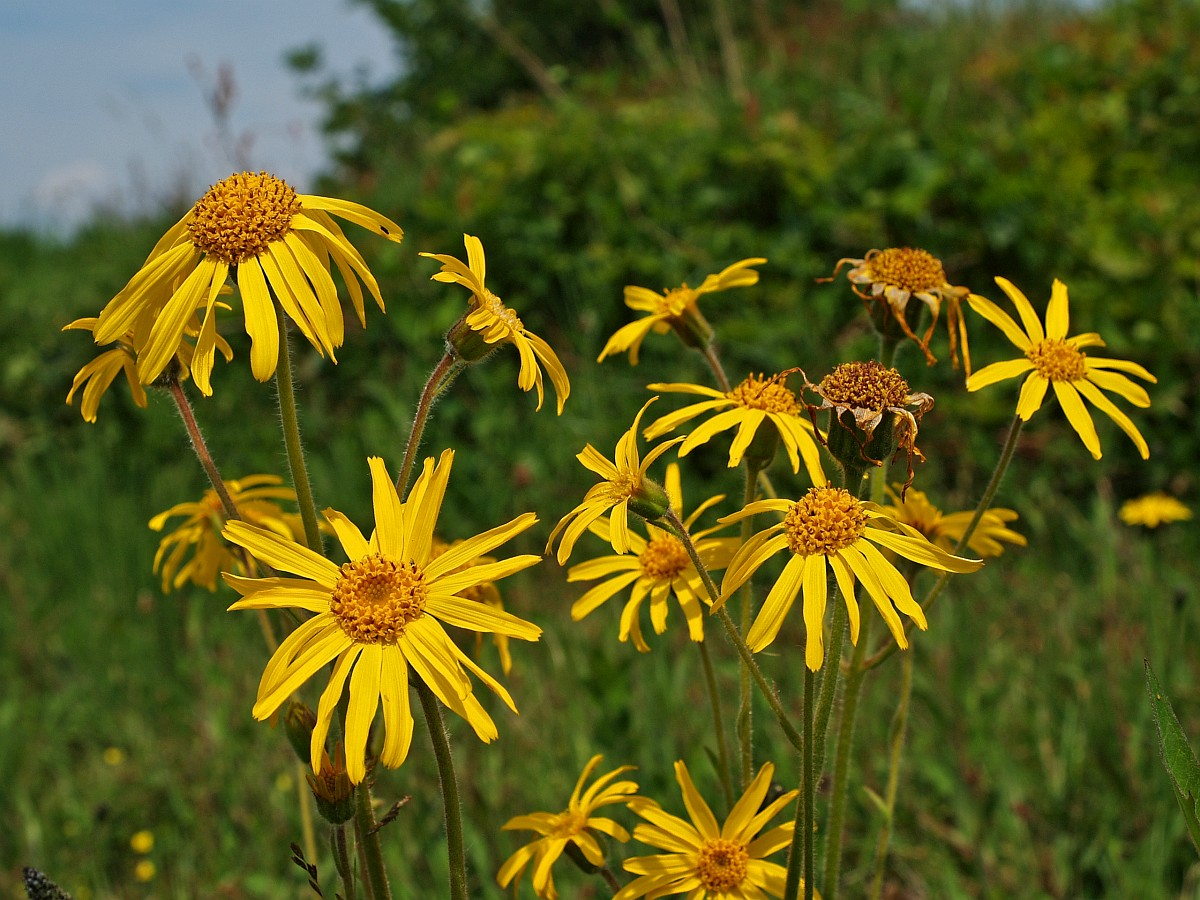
[967,277,1156,459]
[498,754,639,900]
[133,860,156,883]
[223,451,542,784]
[93,171,403,394]
[547,399,684,565]
[150,474,303,593]
[717,486,982,670]
[616,760,804,900]
[432,537,515,675]
[881,485,1026,558]
[102,747,125,766]
[129,830,154,854]
[827,247,972,371]
[568,463,739,651]
[598,258,768,364]
[420,234,570,413]
[644,372,827,484]
[1119,492,1192,528]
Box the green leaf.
[1144,660,1200,855]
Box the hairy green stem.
[396,352,463,494]
[167,377,240,521]
[353,779,392,900]
[783,667,817,900]
[736,463,760,789]
[274,317,323,552]
[700,342,733,393]
[868,646,913,899]
[332,823,357,900]
[697,637,736,809]
[811,598,848,779]
[417,680,468,900]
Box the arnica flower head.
[716,486,982,670]
[598,258,767,365]
[880,485,1026,558]
[497,754,638,900]
[826,247,971,372]
[547,399,684,565]
[1119,492,1192,528]
[432,536,515,675]
[567,463,739,651]
[149,474,302,593]
[93,171,403,395]
[644,372,827,485]
[966,277,1156,459]
[616,760,804,900]
[420,234,570,413]
[222,451,542,784]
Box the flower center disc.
[480,289,526,333]
[729,373,801,414]
[330,554,427,644]
[656,285,696,317]
[548,809,587,840]
[697,838,749,892]
[785,487,868,556]
[820,361,910,412]
[1026,339,1086,382]
[187,171,301,265]
[865,247,946,293]
[640,536,689,580]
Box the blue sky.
[0,1,396,230]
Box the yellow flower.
[880,485,1026,558]
[643,372,827,485]
[133,860,156,883]
[1119,492,1192,528]
[497,754,638,900]
[547,399,684,565]
[420,234,570,413]
[149,474,303,593]
[598,258,767,364]
[223,451,542,783]
[717,487,982,670]
[432,537,515,675]
[129,830,154,854]
[966,277,1156,459]
[616,760,804,900]
[827,247,971,371]
[567,464,739,651]
[93,171,403,394]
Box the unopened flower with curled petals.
[420,234,570,413]
[598,258,767,364]
[966,277,1155,459]
[716,486,982,670]
[880,485,1026,558]
[1119,492,1192,528]
[93,171,403,394]
[546,399,684,565]
[497,754,638,899]
[223,451,542,783]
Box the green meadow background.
[4,0,1200,896]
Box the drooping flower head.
[966,277,1156,459]
[567,463,739,651]
[223,451,542,783]
[546,399,684,565]
[880,485,1026,558]
[420,234,570,413]
[1118,492,1192,528]
[716,486,982,670]
[93,171,403,394]
[497,754,639,900]
[615,760,803,900]
[598,258,767,364]
[826,247,971,371]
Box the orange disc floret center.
[657,285,697,318]
[865,247,946,292]
[819,361,910,412]
[603,470,639,505]
[785,487,868,556]
[1026,339,1087,382]
[547,809,587,840]
[697,838,749,892]
[640,536,690,580]
[729,373,801,414]
[187,171,301,265]
[330,553,427,644]
[479,289,526,334]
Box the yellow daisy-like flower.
[432,537,515,675]
[828,247,972,371]
[420,234,570,413]
[497,754,639,900]
[222,451,542,783]
[567,463,739,651]
[1118,492,1192,528]
[643,372,827,485]
[93,171,403,394]
[150,474,302,593]
[880,485,1026,558]
[546,399,684,565]
[966,277,1156,459]
[616,760,803,900]
[598,258,768,365]
[716,486,982,670]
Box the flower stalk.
[417,679,468,900]
[274,316,322,552]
